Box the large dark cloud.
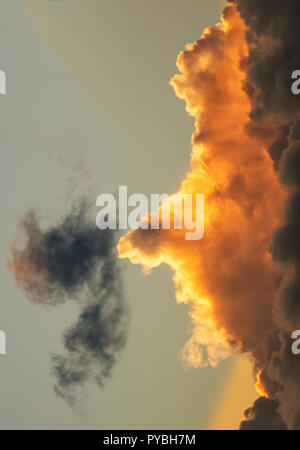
[228,0,300,429]
[264,122,300,428]
[232,0,300,127]
[240,397,286,430]
[7,201,128,407]
[230,0,300,168]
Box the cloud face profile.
[7,201,128,406]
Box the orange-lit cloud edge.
[118,4,286,425]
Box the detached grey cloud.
[7,200,128,407]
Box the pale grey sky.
[0,0,233,429]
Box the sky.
[0,0,258,429]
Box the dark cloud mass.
[7,201,128,407]
[233,0,300,127]
[229,0,300,429]
[240,397,286,430]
